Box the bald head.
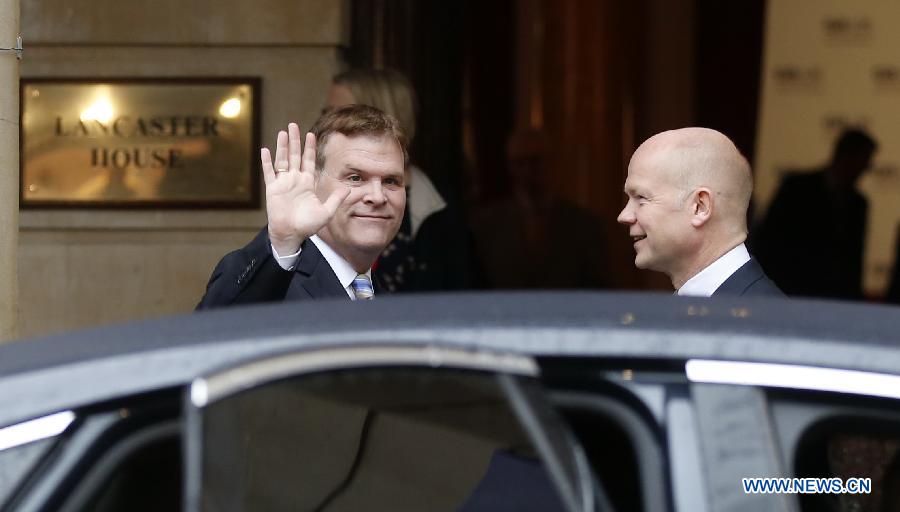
[618,127,755,288]
[633,127,753,232]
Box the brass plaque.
[21,78,260,208]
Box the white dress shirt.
[407,165,447,237]
[271,235,372,300]
[677,243,751,297]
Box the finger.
[288,123,302,172]
[322,186,351,216]
[261,148,275,185]
[273,130,289,172]
[300,132,317,174]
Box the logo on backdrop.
[823,16,873,44]
[872,66,900,91]
[773,66,823,91]
[821,114,871,138]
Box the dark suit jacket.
[888,232,900,305]
[751,171,866,300]
[196,228,350,310]
[712,258,783,297]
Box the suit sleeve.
[195,227,295,310]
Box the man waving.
[198,105,408,307]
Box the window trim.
[686,359,900,400]
[190,345,539,407]
[183,346,603,512]
[550,390,670,512]
[0,411,75,452]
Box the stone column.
[0,0,18,342]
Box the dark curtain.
[346,0,466,205]
[695,0,766,163]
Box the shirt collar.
[310,235,372,295]
[677,243,750,297]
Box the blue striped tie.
[351,274,374,300]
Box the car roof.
[0,292,898,426]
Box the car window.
[552,396,650,511]
[0,410,76,508]
[768,391,900,512]
[67,425,181,512]
[0,437,58,507]
[187,348,596,512]
[804,427,898,512]
[196,368,571,511]
[539,359,672,512]
[4,392,182,512]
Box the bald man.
[617,127,782,297]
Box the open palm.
[262,123,349,256]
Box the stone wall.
[16,0,349,338]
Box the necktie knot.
[351,274,374,300]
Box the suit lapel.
[713,258,764,297]
[288,239,348,300]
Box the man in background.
[617,127,781,297]
[472,129,610,289]
[753,128,877,300]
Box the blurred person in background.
[326,68,472,292]
[886,224,900,305]
[471,129,610,289]
[753,128,877,300]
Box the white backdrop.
[755,0,900,295]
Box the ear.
[689,188,713,228]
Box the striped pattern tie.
[351,274,374,300]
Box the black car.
[0,292,899,512]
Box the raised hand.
[262,123,350,256]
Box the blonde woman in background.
[325,68,471,292]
